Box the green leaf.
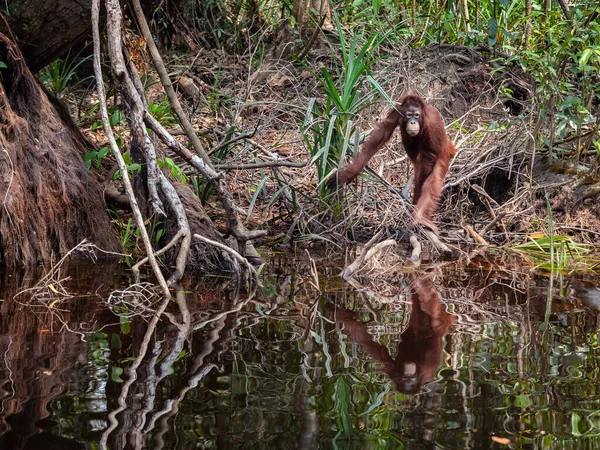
[84,151,98,161]
[110,333,122,350]
[0,61,7,69]
[110,109,123,127]
[367,75,395,106]
[128,163,142,174]
[111,367,124,383]
[579,48,594,71]
[266,185,289,210]
[488,18,498,47]
[559,96,581,110]
[372,0,381,14]
[247,175,268,221]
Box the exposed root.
[0,22,119,266]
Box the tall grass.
[300,14,393,200]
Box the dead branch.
[93,0,171,298]
[472,184,509,239]
[407,234,422,264]
[340,231,397,280]
[208,129,257,156]
[465,225,489,245]
[193,233,257,282]
[480,209,510,236]
[130,0,212,165]
[581,182,600,201]
[423,229,454,254]
[215,160,309,170]
[132,229,185,278]
[145,114,267,246]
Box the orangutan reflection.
[334,276,455,393]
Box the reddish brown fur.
[327,93,457,233]
[332,275,455,393]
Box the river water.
[1,254,600,449]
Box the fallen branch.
[407,235,422,264]
[93,0,171,299]
[480,209,510,236]
[581,182,600,201]
[208,129,257,156]
[215,160,309,170]
[472,184,509,240]
[423,229,454,254]
[340,231,397,280]
[194,233,257,284]
[465,224,489,245]
[145,114,266,244]
[131,0,212,165]
[132,229,185,284]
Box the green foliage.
[515,3,599,159]
[301,14,388,200]
[148,97,177,127]
[513,235,597,273]
[39,50,92,99]
[85,109,125,169]
[113,152,142,181]
[108,211,166,264]
[157,157,188,183]
[512,201,599,273]
[84,146,110,169]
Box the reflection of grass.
[512,235,599,273]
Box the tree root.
[340,231,397,279]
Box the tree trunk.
[292,0,331,27]
[7,0,93,72]
[7,0,156,72]
[524,0,532,48]
[0,17,120,267]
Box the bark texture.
[292,0,331,26]
[7,0,93,72]
[0,19,119,267]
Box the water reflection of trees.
[3,257,600,449]
[0,265,120,450]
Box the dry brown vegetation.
[152,41,599,257]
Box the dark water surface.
[1,256,600,450]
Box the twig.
[297,14,327,60]
[340,231,396,280]
[215,160,308,170]
[464,225,489,245]
[132,229,184,274]
[472,184,509,239]
[193,233,257,282]
[208,129,257,156]
[145,114,267,243]
[423,229,454,254]
[480,209,510,236]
